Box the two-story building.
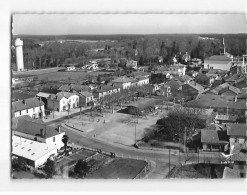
[112,77,133,89]
[92,85,120,100]
[79,91,94,107]
[181,81,204,97]
[227,123,247,150]
[12,97,45,119]
[47,92,79,112]
[12,115,65,150]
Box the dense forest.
[11,34,247,71]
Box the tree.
[73,160,90,178]
[44,158,57,178]
[62,134,69,154]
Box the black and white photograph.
[1,0,247,192]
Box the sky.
[12,14,247,35]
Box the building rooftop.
[12,91,36,102]
[12,135,57,162]
[227,123,247,137]
[112,77,133,83]
[50,92,77,101]
[12,97,45,112]
[165,79,183,91]
[185,94,246,110]
[186,81,204,92]
[80,91,93,98]
[36,92,52,98]
[195,73,210,82]
[201,129,229,144]
[14,117,63,139]
[205,55,232,61]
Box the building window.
[26,109,28,113]
[19,111,21,115]
[53,137,55,142]
[235,137,239,143]
[33,108,35,112]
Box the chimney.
[22,99,26,105]
[40,129,44,137]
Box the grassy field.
[13,68,110,81]
[86,158,148,179]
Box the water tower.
[14,38,24,71]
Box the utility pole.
[184,127,187,153]
[169,148,171,175]
[135,121,137,146]
[198,149,200,163]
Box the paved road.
[46,108,223,178]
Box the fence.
[133,161,151,179]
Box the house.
[224,74,242,85]
[47,92,79,112]
[209,83,241,98]
[92,85,120,100]
[185,94,246,116]
[234,75,247,89]
[79,91,94,107]
[112,77,133,89]
[201,129,229,152]
[12,91,36,102]
[126,60,138,69]
[235,88,247,102]
[164,64,186,76]
[176,75,192,84]
[12,115,65,149]
[12,135,58,168]
[204,55,233,71]
[147,84,160,95]
[195,73,211,87]
[12,97,45,119]
[214,114,238,124]
[58,84,91,93]
[131,76,149,87]
[165,78,183,94]
[181,81,204,97]
[227,123,247,150]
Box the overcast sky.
[12,14,247,35]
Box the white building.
[12,97,46,119]
[67,66,75,71]
[15,38,24,71]
[12,135,58,168]
[12,115,65,150]
[47,92,79,112]
[112,77,133,89]
[204,55,233,71]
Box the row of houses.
[11,75,151,118]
